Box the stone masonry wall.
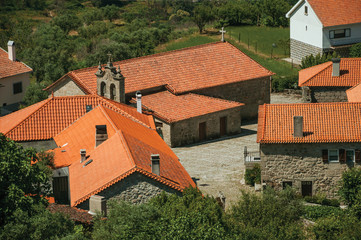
[310,87,349,102]
[51,76,85,97]
[77,173,180,210]
[261,143,361,198]
[194,77,270,120]
[163,107,241,147]
[291,38,323,62]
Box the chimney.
[136,91,142,113]
[7,41,16,61]
[293,116,303,138]
[89,195,107,216]
[151,154,160,175]
[80,149,86,163]
[332,58,341,77]
[95,125,108,147]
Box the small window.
[13,82,22,94]
[110,84,116,100]
[329,29,351,39]
[283,181,293,189]
[329,149,339,162]
[346,150,355,162]
[100,82,106,96]
[304,6,308,15]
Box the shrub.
[339,167,361,206]
[304,205,343,221]
[300,52,338,69]
[350,43,361,57]
[245,164,261,186]
[304,194,340,207]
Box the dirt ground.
[172,92,303,209]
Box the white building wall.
[0,73,31,106]
[289,0,323,48]
[323,23,361,49]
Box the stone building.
[0,41,32,116]
[257,102,361,198]
[286,0,361,62]
[299,58,361,102]
[0,95,195,210]
[135,91,243,147]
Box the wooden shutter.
[356,149,361,164]
[322,149,328,163]
[339,149,346,163]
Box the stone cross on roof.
[220,27,226,42]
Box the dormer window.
[304,6,308,15]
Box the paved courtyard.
[172,92,302,209]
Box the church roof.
[257,102,361,144]
[45,41,274,95]
[136,91,244,123]
[52,105,195,206]
[298,58,361,87]
[286,0,361,27]
[0,95,154,141]
[0,48,32,79]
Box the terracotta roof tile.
[299,58,361,87]
[347,82,361,102]
[52,106,195,206]
[137,91,244,123]
[0,48,32,79]
[308,0,361,27]
[0,95,154,141]
[257,102,361,144]
[46,42,274,95]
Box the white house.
[0,41,32,116]
[286,0,361,62]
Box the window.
[100,82,106,96]
[304,6,308,15]
[346,150,355,162]
[283,181,292,189]
[329,29,351,39]
[110,84,116,100]
[329,149,339,162]
[13,82,22,94]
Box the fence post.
[238,33,240,43]
[255,42,257,53]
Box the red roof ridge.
[5,98,52,135]
[0,47,33,75]
[299,61,332,86]
[187,93,245,106]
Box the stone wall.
[291,38,323,62]
[18,139,58,151]
[77,172,180,210]
[160,107,241,147]
[51,76,85,97]
[194,77,270,120]
[261,143,361,198]
[310,87,349,102]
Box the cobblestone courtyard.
[172,92,302,208]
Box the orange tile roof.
[137,91,244,123]
[46,42,274,95]
[257,102,361,144]
[0,48,32,79]
[308,0,361,27]
[52,106,195,206]
[346,82,361,102]
[299,58,361,87]
[0,95,154,141]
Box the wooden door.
[53,176,69,204]
[220,117,227,136]
[199,122,206,141]
[301,181,312,197]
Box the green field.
[156,35,216,53]
[227,26,290,58]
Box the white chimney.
[151,154,160,175]
[293,116,303,138]
[7,41,16,61]
[80,149,86,163]
[332,58,340,77]
[136,91,142,113]
[89,195,107,216]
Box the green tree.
[51,12,82,34]
[22,81,49,107]
[101,4,120,22]
[339,167,361,207]
[350,43,361,57]
[192,4,213,33]
[0,134,52,225]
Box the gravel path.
[172,92,302,209]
